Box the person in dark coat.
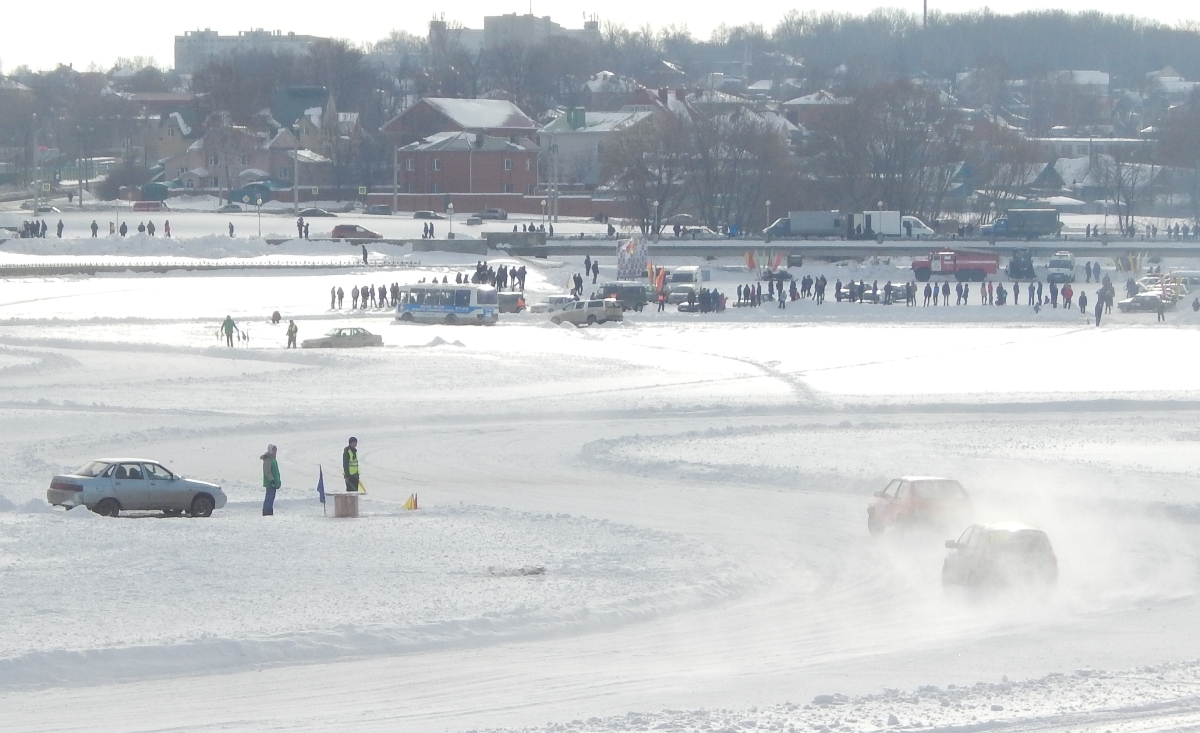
[261,444,280,516]
[343,437,360,493]
[1094,300,1103,327]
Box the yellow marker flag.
[403,494,416,510]
[357,480,366,493]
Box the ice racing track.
[5,316,1200,732]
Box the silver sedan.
[47,459,227,517]
[301,327,383,348]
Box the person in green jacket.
[221,315,239,347]
[261,444,280,515]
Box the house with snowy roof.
[162,119,331,194]
[539,106,658,186]
[395,131,538,194]
[380,97,540,147]
[781,90,853,129]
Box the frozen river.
[3,259,1200,732]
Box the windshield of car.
[71,460,110,477]
[477,287,498,305]
[912,480,966,500]
[881,479,902,498]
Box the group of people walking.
[330,283,406,310]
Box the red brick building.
[381,97,539,147]
[397,131,538,195]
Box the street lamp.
[447,202,454,239]
[541,198,547,228]
[652,199,659,241]
[765,199,772,243]
[256,196,264,238]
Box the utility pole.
[392,145,398,213]
[293,149,299,215]
[32,112,39,212]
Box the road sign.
[41,183,51,192]
[358,186,367,196]
[242,195,250,203]
[311,187,319,195]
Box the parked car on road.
[413,211,445,220]
[867,476,971,534]
[331,224,382,239]
[301,327,383,348]
[217,203,242,213]
[364,204,392,215]
[474,208,508,220]
[298,208,336,217]
[942,523,1058,589]
[1118,293,1173,313]
[47,459,227,517]
[550,299,623,326]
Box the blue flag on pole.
[317,466,326,504]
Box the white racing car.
[47,459,227,517]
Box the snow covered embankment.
[481,661,1200,733]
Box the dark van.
[597,282,650,311]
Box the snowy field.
[5,253,1200,732]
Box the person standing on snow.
[90,220,99,237]
[343,437,361,493]
[351,285,359,309]
[229,222,235,237]
[261,444,280,516]
[164,220,172,237]
[286,320,298,348]
[221,315,239,347]
[330,286,337,310]
[337,286,344,308]
[56,220,64,238]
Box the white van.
[902,216,936,239]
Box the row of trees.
[600,110,793,233]
[600,80,1051,230]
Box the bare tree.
[600,113,689,233]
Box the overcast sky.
[4,0,1199,73]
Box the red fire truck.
[912,251,1000,282]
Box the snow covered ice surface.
[6,255,1200,732]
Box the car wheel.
[190,494,215,518]
[867,512,884,535]
[551,316,561,325]
[587,315,597,325]
[93,498,120,517]
[400,312,414,322]
[445,314,458,325]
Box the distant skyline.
[5,0,1200,73]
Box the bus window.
[455,290,471,307]
[414,290,429,305]
[477,288,498,305]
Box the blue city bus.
[395,283,499,325]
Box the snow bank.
[15,498,54,514]
[479,661,1200,733]
[0,494,14,512]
